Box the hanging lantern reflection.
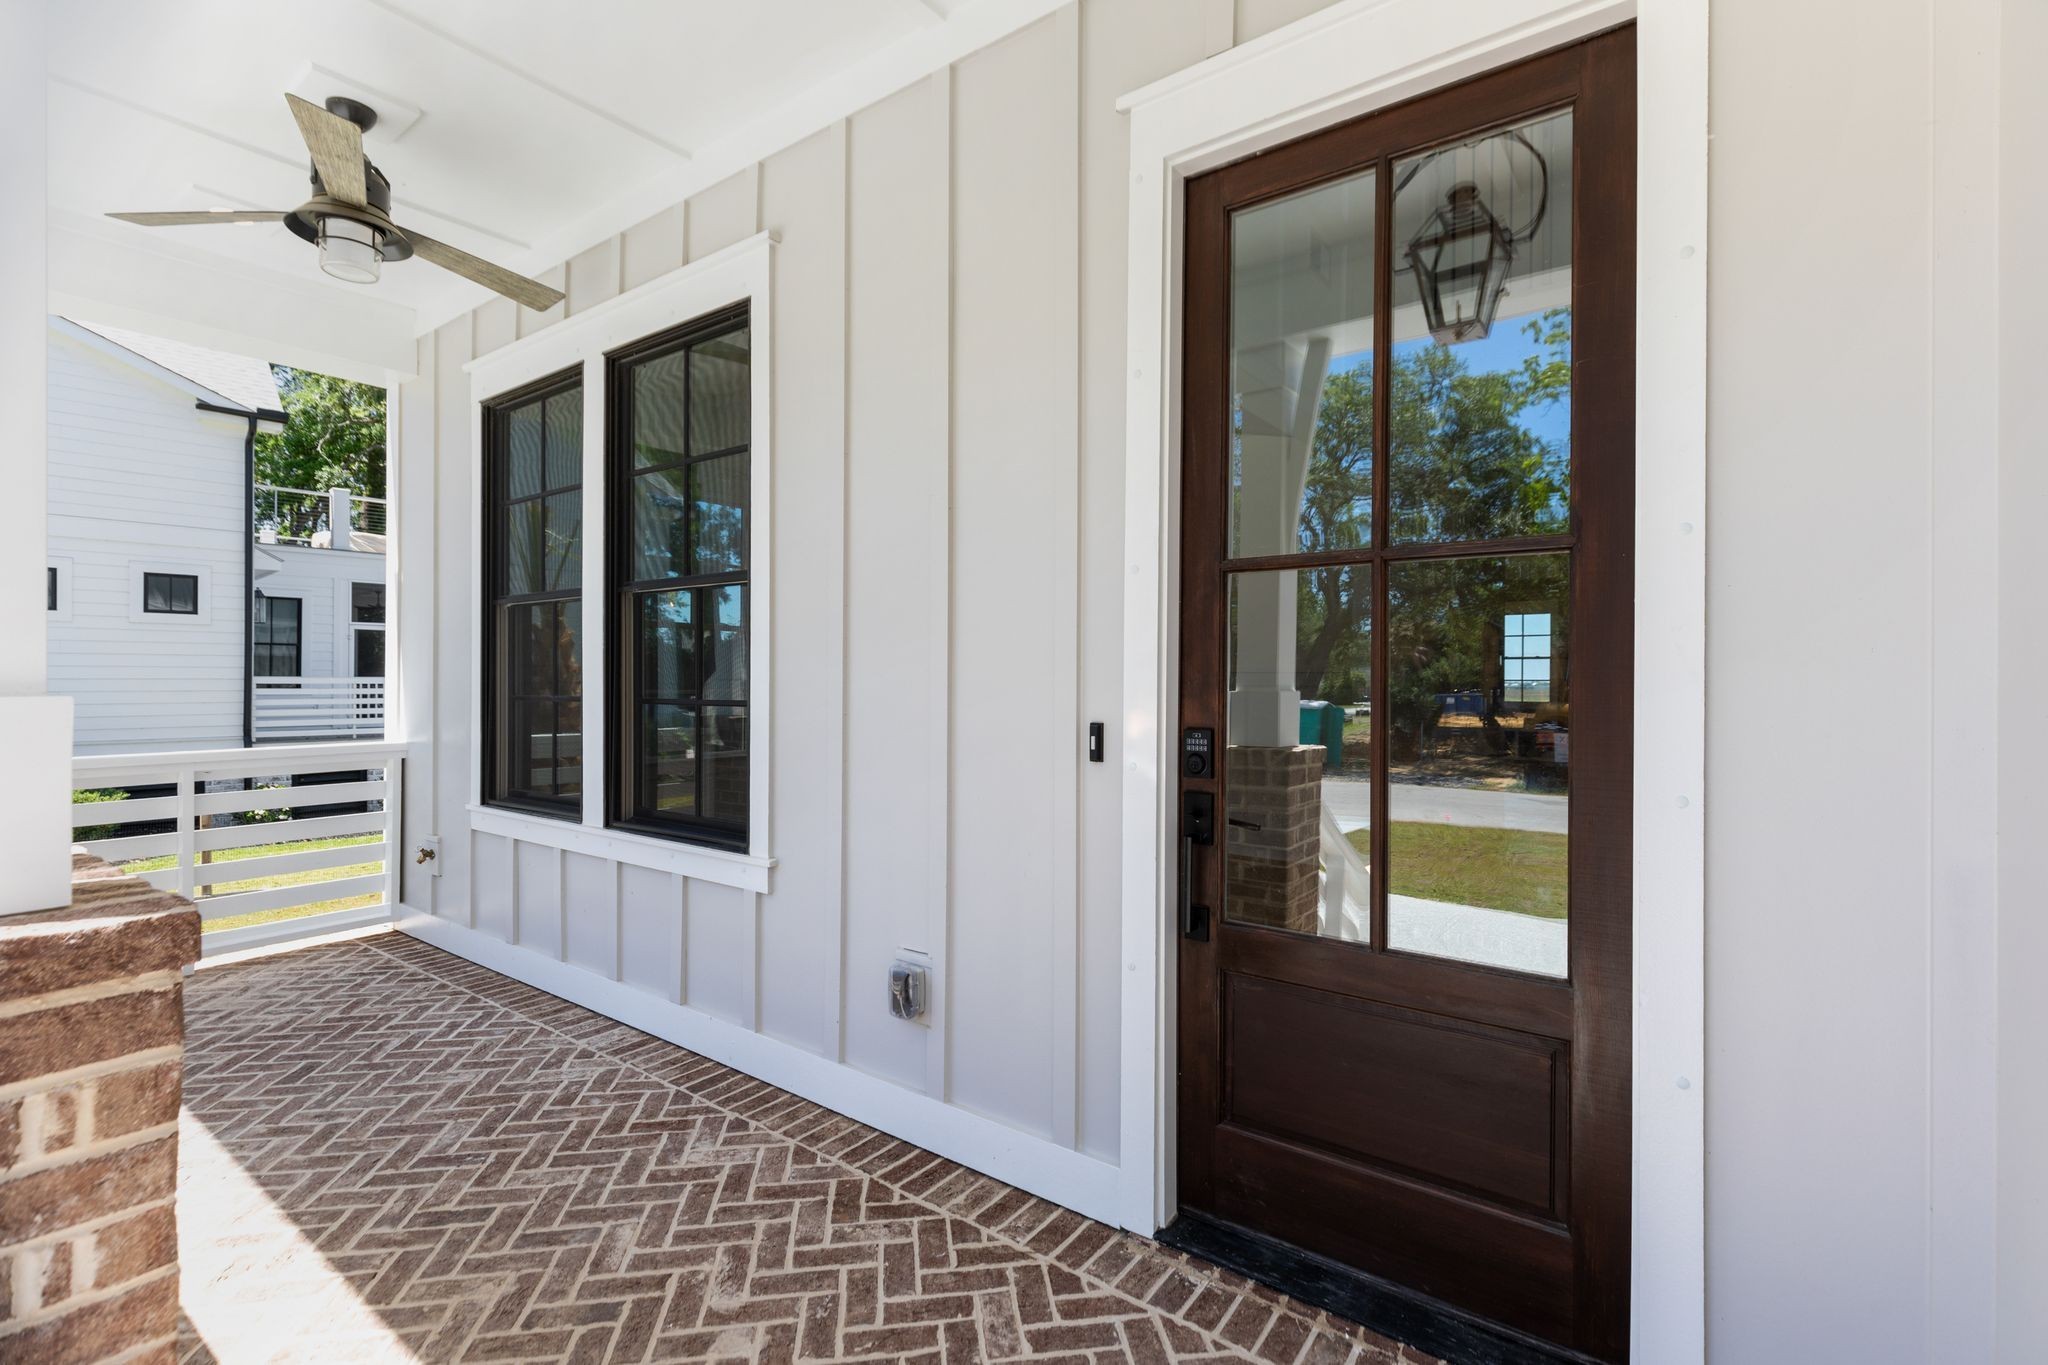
[1404,182,1516,346]
[1401,128,1550,346]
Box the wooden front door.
[1174,30,1635,1360]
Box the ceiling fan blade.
[403,228,565,311]
[285,93,366,208]
[107,210,286,227]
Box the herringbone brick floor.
[173,933,1445,1365]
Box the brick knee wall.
[0,853,201,1363]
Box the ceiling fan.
[109,94,565,312]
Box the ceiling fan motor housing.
[282,97,415,261]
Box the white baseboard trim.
[392,908,1124,1227]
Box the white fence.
[71,741,404,957]
[253,677,386,741]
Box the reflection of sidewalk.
[1322,776,1568,835]
[1386,894,1567,978]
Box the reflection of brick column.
[1226,745,1324,933]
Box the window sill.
[467,804,774,893]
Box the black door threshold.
[1156,1211,1606,1365]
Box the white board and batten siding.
[395,0,1264,1223]
[47,326,248,755]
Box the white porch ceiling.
[44,0,1025,371]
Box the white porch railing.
[253,676,386,741]
[253,483,388,546]
[71,741,404,957]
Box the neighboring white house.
[46,318,386,753]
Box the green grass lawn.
[1347,822,1568,918]
[121,833,384,935]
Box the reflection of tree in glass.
[1386,555,1569,776]
[1288,310,1572,712]
[1390,307,1571,542]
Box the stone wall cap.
[0,854,202,1002]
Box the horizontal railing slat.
[195,779,387,817]
[195,840,386,888]
[77,831,178,862]
[198,871,386,921]
[195,810,384,853]
[70,795,180,825]
[201,903,394,958]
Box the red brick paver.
[174,934,1434,1364]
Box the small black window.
[483,371,584,818]
[351,583,385,624]
[608,305,751,848]
[47,567,57,611]
[254,595,302,677]
[143,572,199,615]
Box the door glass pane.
[1229,170,1376,558]
[1386,554,1569,977]
[1390,108,1572,543]
[1223,566,1373,942]
[353,628,384,679]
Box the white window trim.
[1116,2,1706,1361]
[46,555,73,622]
[465,231,777,893]
[128,559,214,625]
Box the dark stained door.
[1175,30,1635,1361]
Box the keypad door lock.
[1182,726,1215,779]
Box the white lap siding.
[47,331,248,756]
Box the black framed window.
[483,370,584,817]
[253,595,302,677]
[143,572,198,615]
[351,583,385,623]
[608,304,751,847]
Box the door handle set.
[1181,789,1214,942]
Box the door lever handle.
[1179,833,1211,942]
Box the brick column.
[1224,745,1326,934]
[0,853,201,1363]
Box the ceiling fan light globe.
[317,216,383,285]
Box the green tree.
[254,367,386,539]
[1274,309,1573,753]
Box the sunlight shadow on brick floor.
[174,934,1433,1364]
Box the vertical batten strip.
[1046,1,1084,1151]
[927,66,955,1104]
[835,116,854,1065]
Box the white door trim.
[1113,2,1707,1361]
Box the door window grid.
[1213,105,1580,976]
[253,595,302,677]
